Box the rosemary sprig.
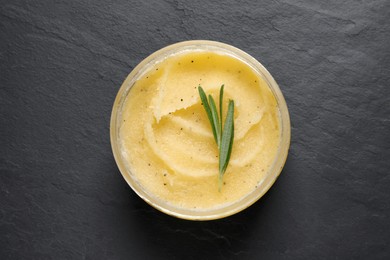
[198,85,234,191]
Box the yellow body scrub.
[111,41,290,220]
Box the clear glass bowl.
[110,40,291,220]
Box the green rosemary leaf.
[219,100,234,190]
[208,94,221,147]
[198,86,218,145]
[219,84,224,136]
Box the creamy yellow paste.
[120,51,280,210]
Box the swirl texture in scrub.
[119,50,280,210]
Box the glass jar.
[110,40,290,220]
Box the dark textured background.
[1,0,390,259]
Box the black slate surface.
[1,0,390,259]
